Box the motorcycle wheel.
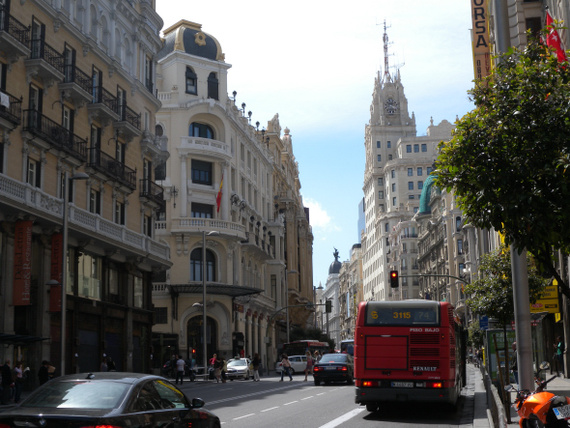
[524,419,544,428]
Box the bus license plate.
[553,405,570,420]
[391,382,413,388]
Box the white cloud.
[303,197,332,230]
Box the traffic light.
[325,300,332,313]
[390,270,399,288]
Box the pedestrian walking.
[555,336,565,376]
[1,360,13,405]
[313,350,321,363]
[279,354,293,381]
[12,362,23,403]
[252,353,261,382]
[38,360,50,385]
[100,358,108,372]
[175,355,186,385]
[213,355,222,383]
[510,342,518,384]
[304,350,314,381]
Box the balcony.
[158,218,246,241]
[87,148,136,191]
[139,178,165,209]
[59,64,92,107]
[140,130,169,163]
[0,9,30,62]
[114,104,141,142]
[87,86,119,125]
[0,173,170,266]
[0,90,22,130]
[25,39,64,87]
[241,231,274,260]
[179,136,231,159]
[23,110,87,162]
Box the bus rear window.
[365,301,439,326]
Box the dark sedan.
[0,372,220,428]
[313,353,354,386]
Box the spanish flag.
[216,173,223,213]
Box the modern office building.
[0,0,170,378]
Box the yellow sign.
[471,0,492,80]
[530,280,559,314]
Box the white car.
[226,358,251,380]
[275,355,309,375]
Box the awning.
[0,333,50,345]
[169,283,262,297]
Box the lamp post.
[60,171,88,376]
[202,230,219,376]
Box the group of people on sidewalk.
[279,350,321,382]
[0,359,38,405]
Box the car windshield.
[22,381,130,409]
[228,360,247,367]
[319,354,348,363]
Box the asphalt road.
[177,372,478,428]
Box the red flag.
[216,173,223,213]
[546,11,568,63]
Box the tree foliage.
[435,36,570,296]
[465,245,549,327]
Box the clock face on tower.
[384,98,398,115]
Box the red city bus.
[354,300,465,412]
[282,340,330,357]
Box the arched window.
[189,122,214,139]
[207,72,218,100]
[186,67,197,94]
[190,248,216,282]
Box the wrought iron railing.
[0,90,22,124]
[63,64,92,94]
[0,8,30,46]
[88,147,136,190]
[139,178,164,206]
[119,104,141,130]
[92,85,118,113]
[30,39,64,74]
[23,110,87,160]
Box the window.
[387,141,391,148]
[457,239,464,255]
[421,144,427,152]
[63,45,75,83]
[427,166,433,175]
[377,154,381,162]
[115,139,125,163]
[409,195,415,199]
[144,214,152,237]
[456,216,462,232]
[117,87,127,121]
[207,72,218,100]
[89,188,101,214]
[378,177,383,186]
[406,145,412,153]
[189,122,214,139]
[27,158,41,187]
[78,253,102,300]
[384,222,389,232]
[144,55,153,92]
[154,307,168,324]
[114,201,125,225]
[108,266,119,295]
[391,170,395,178]
[378,190,384,199]
[388,154,392,160]
[191,203,213,218]
[391,183,396,192]
[407,168,413,176]
[408,181,413,190]
[392,197,396,206]
[418,181,423,190]
[376,141,381,148]
[414,144,419,153]
[190,248,216,281]
[185,67,197,94]
[417,167,423,176]
[191,159,212,185]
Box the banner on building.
[530,279,559,314]
[471,0,492,80]
[13,220,33,306]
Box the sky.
[156,0,476,290]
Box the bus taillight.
[361,380,378,387]
[427,381,443,388]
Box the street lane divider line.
[317,408,366,428]
[261,406,279,413]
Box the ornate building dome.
[159,20,225,61]
[329,248,342,275]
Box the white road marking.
[301,396,314,400]
[317,408,366,428]
[233,413,255,421]
[284,400,298,406]
[261,406,279,412]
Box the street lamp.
[285,270,298,344]
[202,230,219,377]
[60,171,88,375]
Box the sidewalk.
[505,372,570,427]
[464,363,493,428]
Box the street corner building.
[0,0,170,379]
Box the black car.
[313,353,354,386]
[0,372,220,428]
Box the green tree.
[435,35,570,297]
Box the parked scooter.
[507,362,570,428]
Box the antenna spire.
[383,20,390,81]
